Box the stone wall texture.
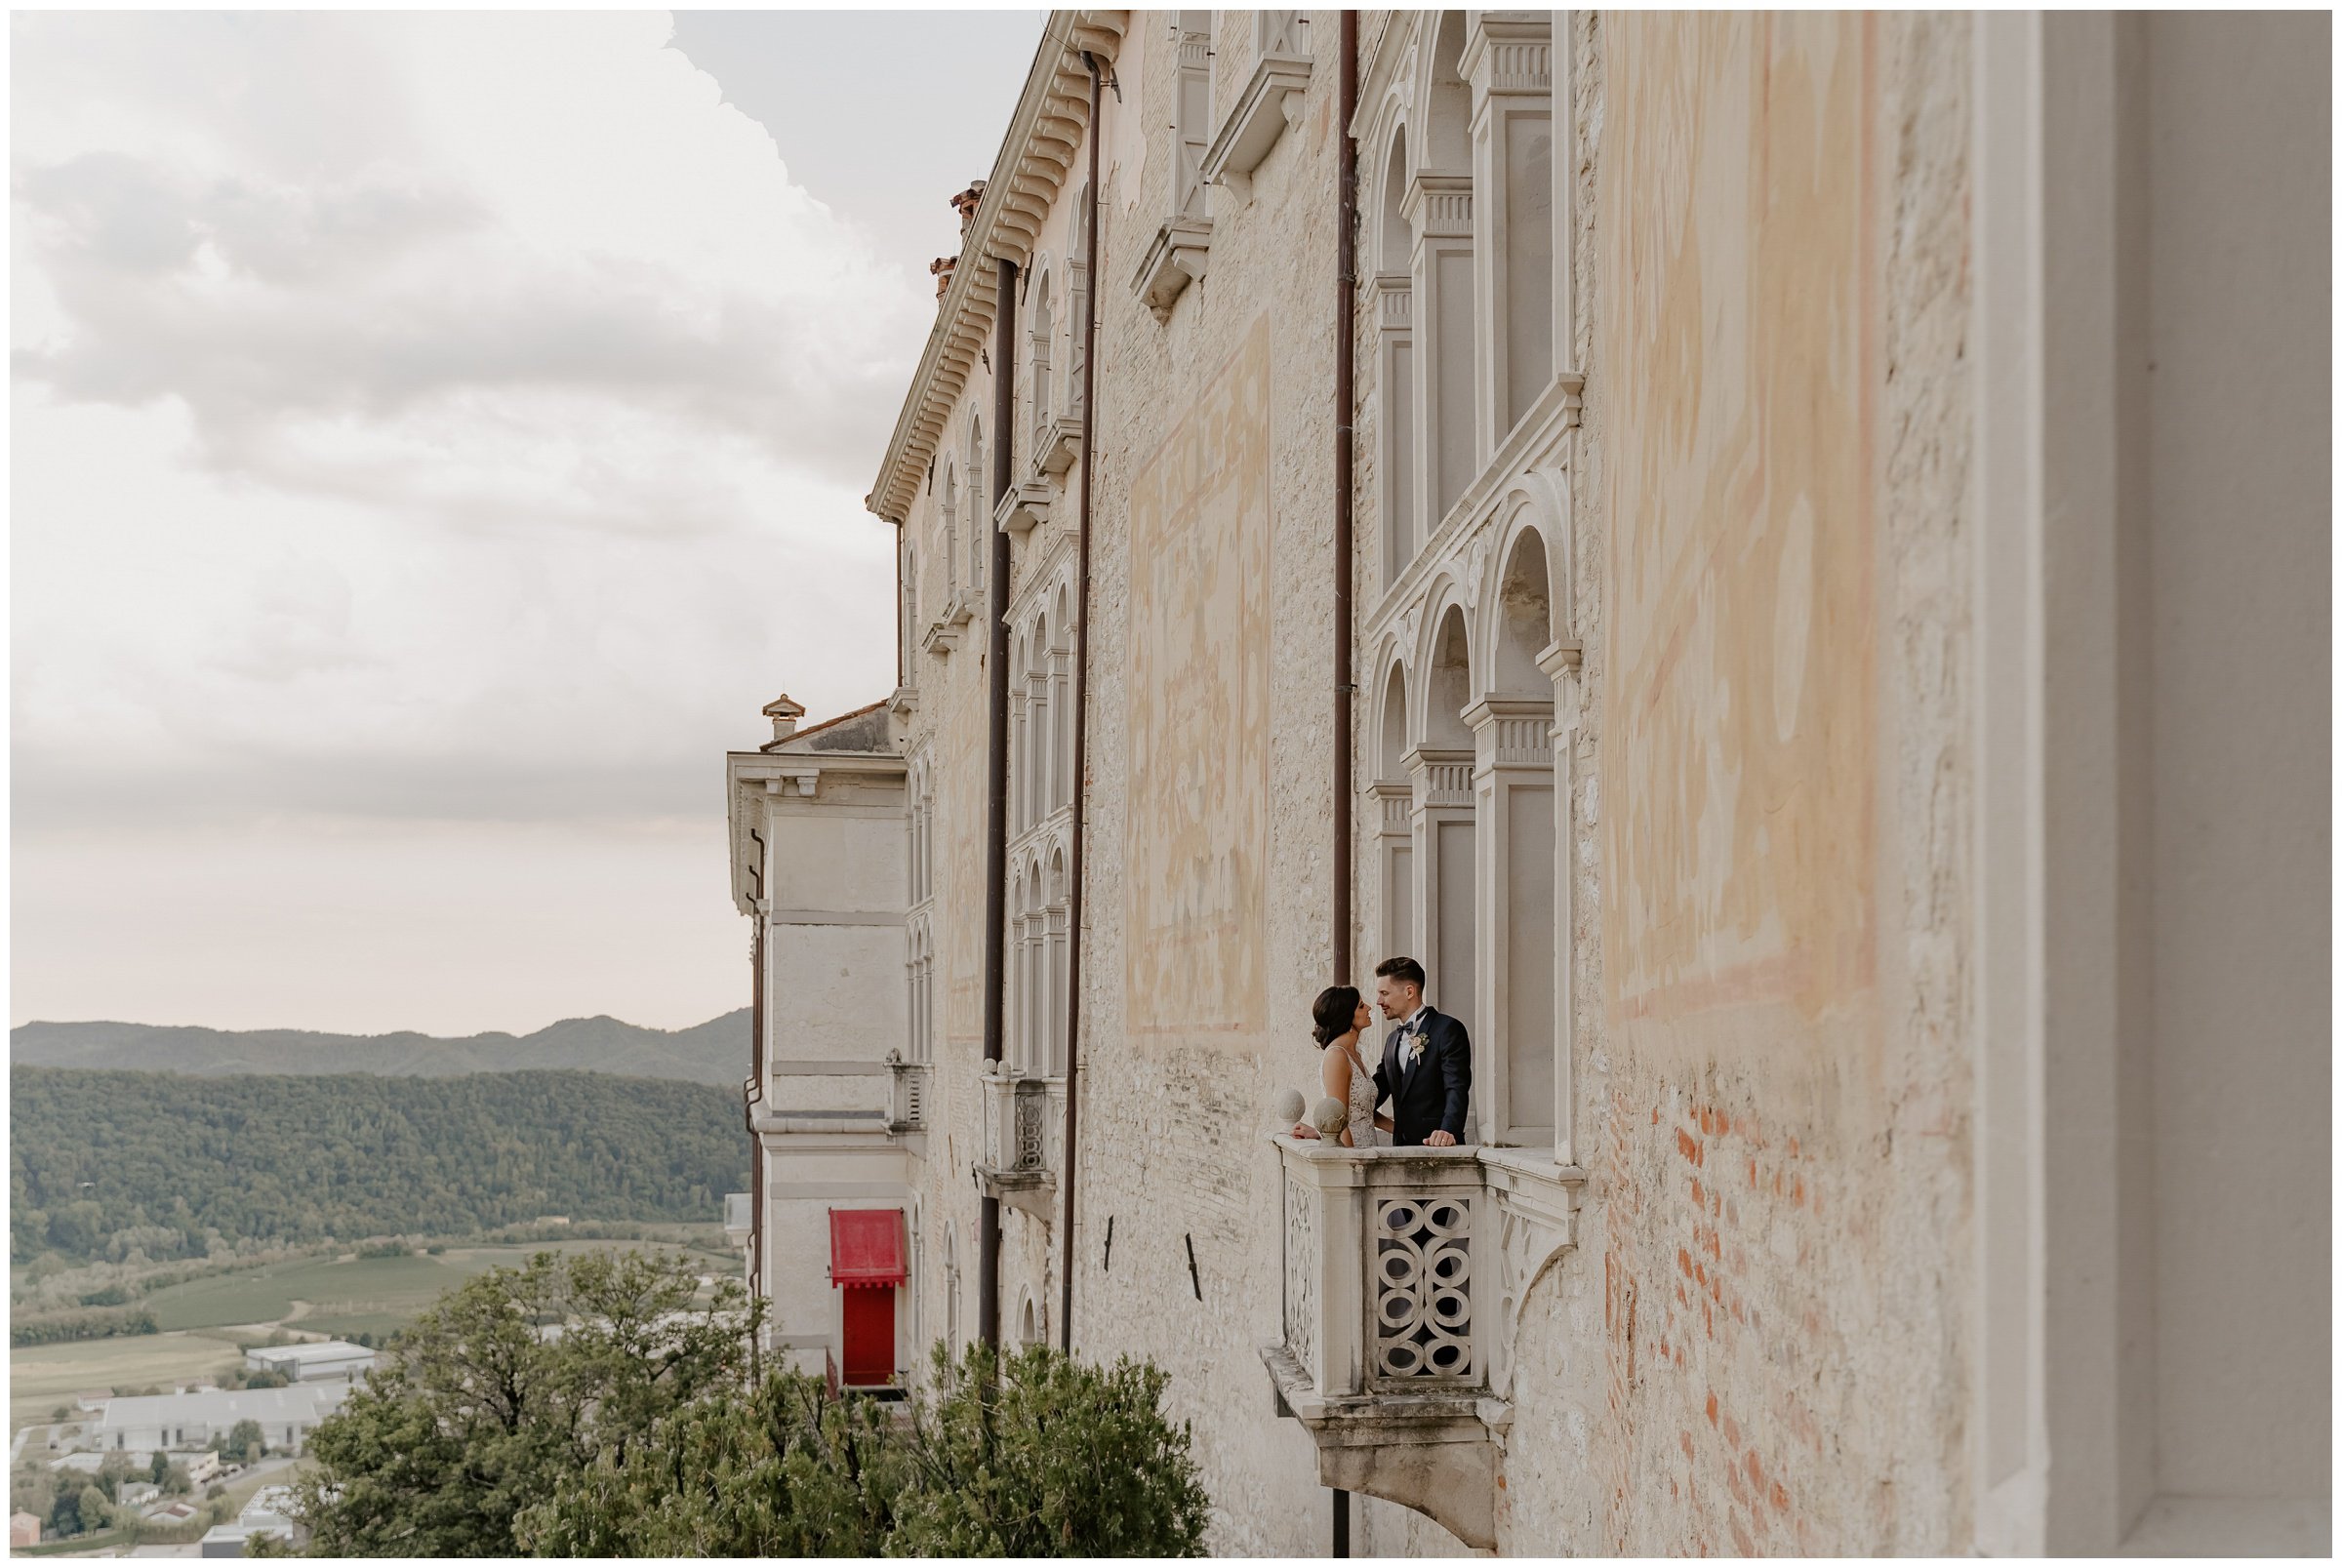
[866,8,1979,1556]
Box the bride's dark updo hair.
[1312,985,1362,1047]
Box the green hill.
[11,1065,748,1264]
[9,1009,749,1086]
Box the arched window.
[1377,126,1417,586]
[1051,584,1075,811]
[1172,13,1214,221]
[1028,615,1051,825]
[1377,661,1415,964]
[1483,527,1557,1146]
[1028,266,1055,455]
[1046,846,1070,1076]
[940,455,959,599]
[965,416,988,592]
[1422,603,1476,1052]
[1417,14,1478,515]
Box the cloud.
[13,10,929,503]
[10,11,919,838]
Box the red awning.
[828,1208,907,1288]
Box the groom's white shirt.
[1396,1005,1430,1069]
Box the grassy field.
[140,1239,716,1334]
[14,1237,729,1446]
[8,1331,246,1436]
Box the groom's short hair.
[1375,955,1427,991]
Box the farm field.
[14,1236,730,1444]
[9,1331,245,1437]
[141,1238,717,1334]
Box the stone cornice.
[867,11,1129,527]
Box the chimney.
[761,693,805,744]
[930,256,957,301]
[950,181,988,236]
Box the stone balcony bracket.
[1000,478,1053,538]
[1034,412,1084,478]
[1202,50,1314,203]
[1262,1136,1582,1550]
[1132,217,1213,321]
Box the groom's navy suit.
[1373,1006,1473,1146]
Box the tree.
[517,1341,1211,1558]
[47,1486,82,1537]
[513,1367,908,1555]
[164,1462,192,1497]
[222,1419,267,1465]
[148,1450,172,1487]
[884,1342,1210,1556]
[288,1248,755,1556]
[95,1452,136,1502]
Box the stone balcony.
[977,1063,1062,1219]
[885,1052,931,1132]
[1261,1136,1582,1549]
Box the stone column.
[1467,694,1556,1147]
[1404,175,1475,531]
[1406,744,1477,1049]
[1370,271,1416,587]
[1537,638,1582,1163]
[1464,14,1555,448]
[1369,779,1415,966]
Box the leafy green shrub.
[518,1341,1209,1557]
[514,1366,907,1555]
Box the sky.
[10,10,1042,1035]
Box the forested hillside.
[9,1010,749,1085]
[10,1066,748,1264]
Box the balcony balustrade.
[885,1052,931,1132]
[1263,1135,1578,1548]
[978,1062,1058,1218]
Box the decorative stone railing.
[978,1063,1058,1216]
[1263,1136,1581,1549]
[1270,1138,1491,1406]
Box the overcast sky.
[11,10,1041,1034]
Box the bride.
[1309,985,1393,1147]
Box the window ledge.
[1203,53,1313,200]
[1132,217,1212,320]
[1033,412,1084,478]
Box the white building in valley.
[244,1340,375,1384]
[91,1386,346,1457]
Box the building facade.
[726,10,2330,1554]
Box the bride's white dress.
[1340,1040,1387,1148]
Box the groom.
[1368,956,1472,1146]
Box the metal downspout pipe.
[979,253,1019,1350]
[1331,11,1360,1556]
[1059,50,1106,1355]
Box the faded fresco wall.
[1579,11,1975,1555]
[1602,10,1878,1051]
[1123,319,1275,1053]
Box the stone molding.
[1401,173,1474,240]
[1132,215,1213,320]
[867,11,1128,525]
[1201,47,1313,202]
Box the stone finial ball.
[1272,1087,1306,1123]
[1310,1097,1350,1137]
